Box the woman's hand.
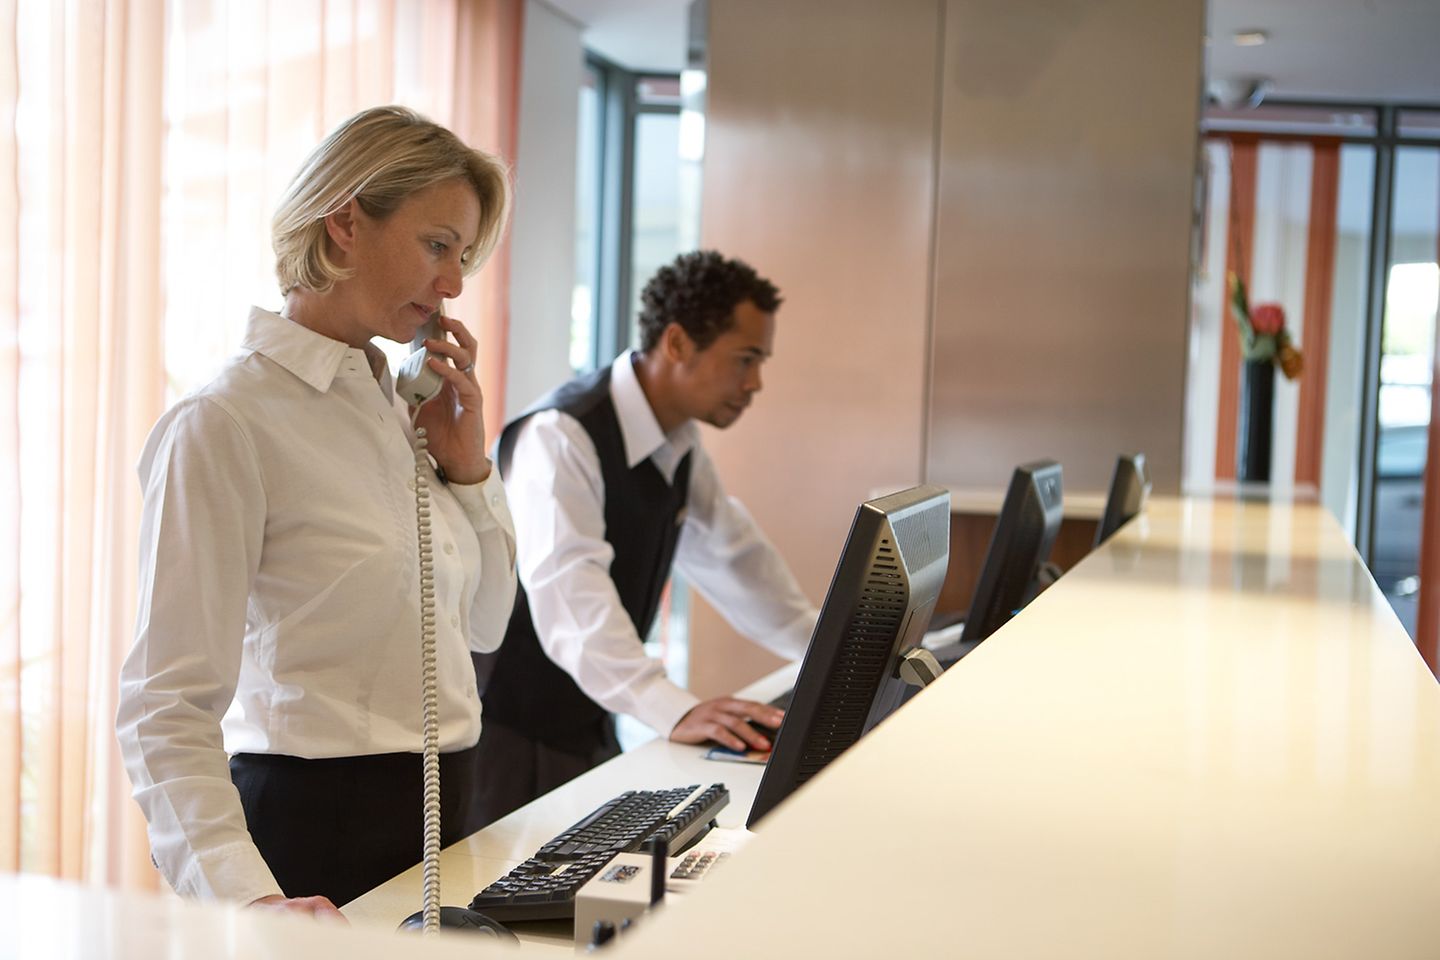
[249,894,348,921]
[411,314,492,485]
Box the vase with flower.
[1229,272,1304,483]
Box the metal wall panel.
[926,0,1203,494]
[691,0,1203,698]
[690,0,943,697]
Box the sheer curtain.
[1,0,523,892]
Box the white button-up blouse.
[116,307,516,903]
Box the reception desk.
[616,496,1440,958]
[11,496,1439,958]
[349,495,1440,958]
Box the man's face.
[672,299,776,429]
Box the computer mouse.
[398,906,519,942]
[747,719,780,742]
[728,720,778,754]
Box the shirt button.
[490,495,500,506]
[444,543,455,555]
[450,614,460,628]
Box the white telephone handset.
[396,307,446,407]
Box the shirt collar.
[240,306,392,398]
[609,351,698,469]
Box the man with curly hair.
[470,250,818,825]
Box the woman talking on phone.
[116,106,516,916]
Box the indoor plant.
[1230,272,1303,483]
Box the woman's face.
[341,176,482,345]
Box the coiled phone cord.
[412,426,442,934]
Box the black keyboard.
[469,783,729,924]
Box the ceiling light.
[1208,76,1272,109]
[1232,30,1268,47]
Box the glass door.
[1370,142,1439,634]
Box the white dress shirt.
[503,351,818,737]
[116,307,516,904]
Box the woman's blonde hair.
[272,105,511,295]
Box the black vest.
[479,365,692,752]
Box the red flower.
[1251,302,1285,336]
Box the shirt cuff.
[449,469,514,535]
[635,681,702,739]
[174,838,284,904]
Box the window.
[568,57,695,373]
[1189,105,1440,636]
[571,63,603,372]
[630,102,683,326]
[1369,145,1439,631]
[567,58,703,747]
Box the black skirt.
[230,743,481,907]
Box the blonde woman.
[117,106,517,916]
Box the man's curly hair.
[637,251,782,353]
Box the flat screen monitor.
[746,485,950,828]
[957,460,1063,649]
[1094,453,1151,547]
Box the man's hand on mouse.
[670,697,785,752]
[249,894,348,922]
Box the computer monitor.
[957,460,1063,649]
[1094,453,1151,547]
[746,485,950,828]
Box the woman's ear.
[324,198,360,259]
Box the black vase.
[1237,358,1275,484]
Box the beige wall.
[691,0,1203,697]
[690,0,943,697]
[506,0,584,418]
